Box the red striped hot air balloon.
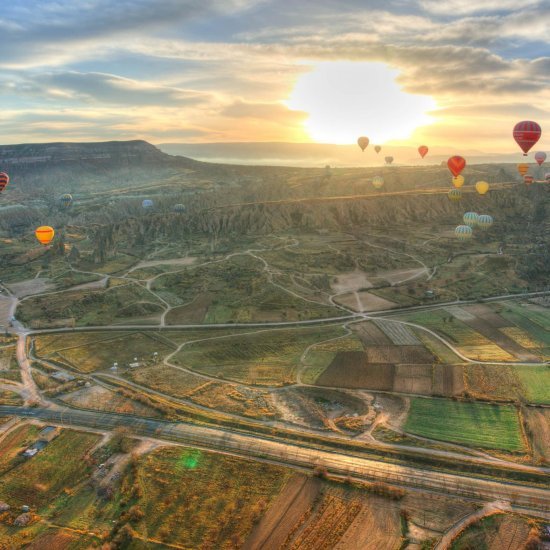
[513,121,541,155]
[447,156,466,177]
[0,172,9,193]
[418,145,428,158]
[35,226,55,246]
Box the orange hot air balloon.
[447,156,466,177]
[517,163,529,176]
[0,172,9,193]
[452,175,464,188]
[513,121,541,155]
[35,226,55,246]
[374,145,381,153]
[418,145,428,158]
[357,136,369,152]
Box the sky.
[0,0,548,152]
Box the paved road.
[2,405,549,519]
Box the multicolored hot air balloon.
[418,145,428,158]
[174,204,186,213]
[35,226,55,246]
[357,136,369,152]
[372,176,384,189]
[475,181,489,195]
[448,189,462,201]
[513,121,541,155]
[0,172,9,193]
[374,145,381,154]
[142,199,154,209]
[477,214,493,230]
[447,156,466,177]
[463,212,479,227]
[517,163,529,176]
[535,151,546,166]
[524,174,534,185]
[452,175,464,188]
[455,225,473,240]
[60,194,73,208]
[385,156,394,165]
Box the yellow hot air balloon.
[517,163,529,176]
[372,176,384,189]
[452,175,464,188]
[475,181,489,195]
[35,226,55,246]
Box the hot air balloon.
[517,163,529,176]
[448,189,462,201]
[418,145,428,158]
[324,165,332,178]
[60,194,73,208]
[477,214,493,230]
[142,199,154,209]
[451,175,464,188]
[455,225,473,240]
[174,204,186,213]
[535,152,546,166]
[545,173,550,183]
[385,156,394,165]
[374,145,381,154]
[513,121,541,155]
[35,226,55,246]
[524,175,534,185]
[0,172,9,193]
[357,137,369,152]
[475,181,489,195]
[372,176,384,189]
[447,156,466,177]
[463,212,479,227]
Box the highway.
[2,405,549,519]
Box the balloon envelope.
[418,145,428,158]
[455,225,472,240]
[385,156,394,165]
[524,175,534,185]
[477,214,493,229]
[447,156,466,177]
[448,189,462,201]
[452,175,464,188]
[142,199,154,209]
[517,163,529,176]
[475,181,489,195]
[374,145,381,153]
[0,172,9,193]
[545,173,550,183]
[60,194,73,207]
[357,136,369,151]
[534,151,546,166]
[35,226,55,246]
[174,204,186,213]
[513,121,541,155]
[463,212,479,227]
[372,176,384,189]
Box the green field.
[404,398,525,452]
[514,366,550,404]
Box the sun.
[286,61,436,145]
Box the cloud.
[418,0,542,15]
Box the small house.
[0,502,10,512]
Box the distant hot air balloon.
[60,193,73,208]
[451,175,464,188]
[142,199,154,209]
[447,156,466,177]
[448,189,462,201]
[357,137,369,152]
[35,226,55,246]
[517,163,529,176]
[418,145,428,158]
[385,156,394,165]
[475,181,489,195]
[174,204,186,213]
[524,174,534,185]
[372,176,384,189]
[374,145,381,154]
[0,172,9,193]
[545,173,550,183]
[535,151,546,166]
[477,214,493,230]
[463,212,479,227]
[513,121,541,155]
[324,165,332,178]
[455,225,473,240]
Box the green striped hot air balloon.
[463,212,479,227]
[477,214,493,230]
[455,225,473,240]
[448,189,462,201]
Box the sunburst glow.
[286,62,436,145]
